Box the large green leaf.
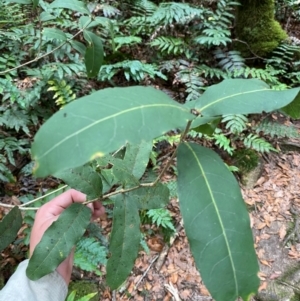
[0,207,22,252]
[123,141,153,180]
[54,165,102,199]
[195,79,300,116]
[281,92,300,119]
[177,142,259,301]
[32,86,194,177]
[49,0,90,15]
[106,195,140,289]
[83,31,104,78]
[26,203,91,280]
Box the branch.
[19,184,68,207]
[0,184,69,211]
[0,203,39,211]
[0,21,91,75]
[232,39,265,60]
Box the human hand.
[29,189,105,284]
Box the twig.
[164,283,182,301]
[0,20,91,75]
[84,183,152,205]
[283,206,300,246]
[135,255,159,289]
[112,290,116,301]
[232,39,265,60]
[155,222,182,271]
[0,203,39,211]
[19,184,68,207]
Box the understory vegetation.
[1,0,300,300]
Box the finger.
[39,189,87,217]
[91,201,105,219]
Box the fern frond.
[150,2,206,26]
[214,49,245,71]
[255,120,300,139]
[146,208,176,232]
[130,0,157,16]
[149,36,186,55]
[99,60,167,82]
[47,79,76,106]
[99,4,120,18]
[213,133,234,155]
[114,36,142,51]
[175,67,206,101]
[230,66,281,85]
[243,134,277,153]
[222,114,248,134]
[74,237,107,276]
[194,28,231,46]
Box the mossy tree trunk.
[235,0,288,57]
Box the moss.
[68,280,99,301]
[232,148,259,173]
[235,0,288,57]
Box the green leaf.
[0,207,22,252]
[83,31,104,78]
[177,142,259,301]
[5,0,31,4]
[193,117,221,136]
[54,165,102,199]
[66,291,76,301]
[26,203,91,280]
[32,86,194,177]
[97,156,139,188]
[123,141,153,179]
[49,0,90,15]
[32,0,38,9]
[195,79,300,116]
[127,183,169,210]
[43,28,67,41]
[191,116,220,129]
[106,195,140,289]
[281,92,300,119]
[77,293,97,301]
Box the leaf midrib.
[199,88,272,112]
[35,103,189,160]
[185,142,238,296]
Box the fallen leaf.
[259,282,268,291]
